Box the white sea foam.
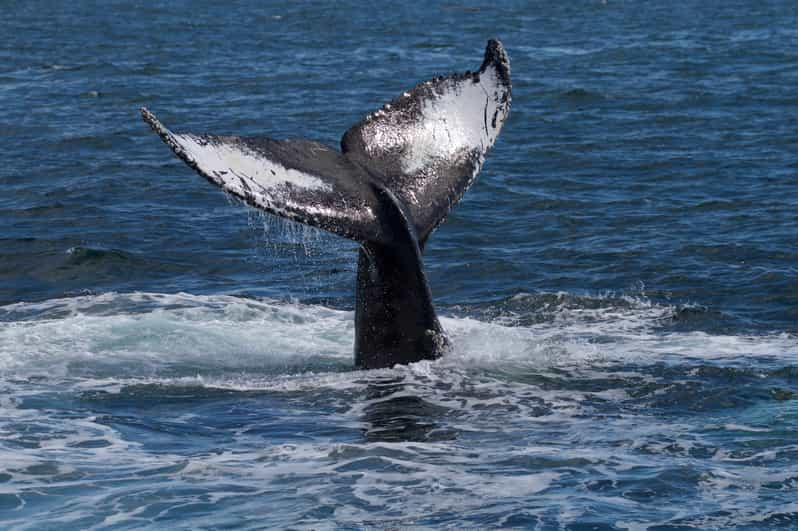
[0,291,796,386]
[0,292,353,380]
[1,291,796,528]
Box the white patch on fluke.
[174,134,332,194]
[403,65,507,174]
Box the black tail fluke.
[141,108,393,245]
[142,40,511,369]
[341,39,512,244]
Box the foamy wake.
[1,292,796,528]
[0,291,795,388]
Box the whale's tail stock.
[141,40,511,369]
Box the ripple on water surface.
[0,292,797,528]
[2,0,798,528]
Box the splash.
[1,292,797,528]
[0,291,795,386]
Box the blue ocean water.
[2,1,798,528]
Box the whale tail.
[141,40,511,368]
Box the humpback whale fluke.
[142,39,511,369]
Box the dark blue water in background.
[2,1,797,528]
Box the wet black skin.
[353,182,448,369]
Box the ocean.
[1,1,797,528]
